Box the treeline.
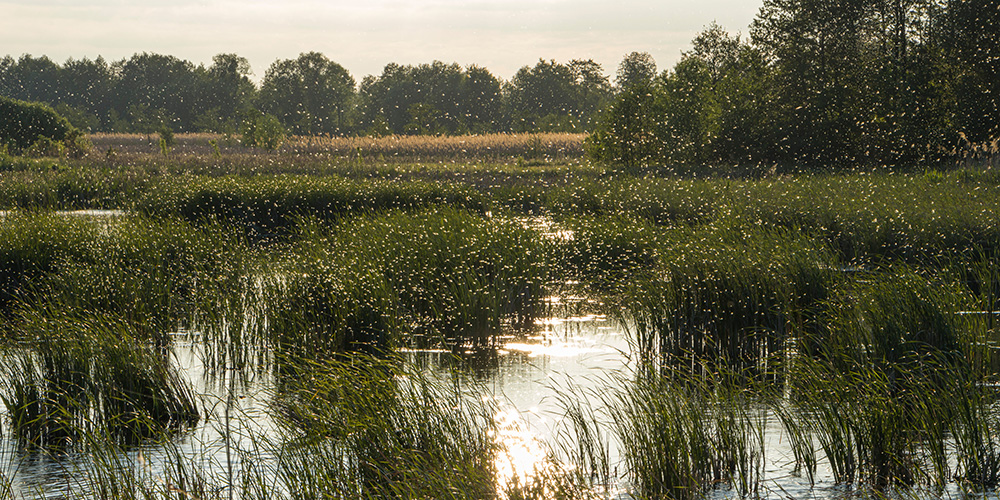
[0,52,613,137]
[590,0,1000,167]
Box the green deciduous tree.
[616,52,657,91]
[259,52,355,136]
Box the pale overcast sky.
[1,0,763,84]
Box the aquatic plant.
[0,308,199,447]
[272,354,499,499]
[618,222,839,381]
[605,366,766,500]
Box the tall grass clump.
[264,261,400,361]
[618,223,840,381]
[546,177,718,225]
[0,211,93,317]
[0,308,199,447]
[731,172,1000,263]
[291,208,548,350]
[271,354,499,499]
[605,366,766,499]
[549,215,662,294]
[784,270,998,490]
[28,216,248,342]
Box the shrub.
[241,112,286,150]
[0,96,77,152]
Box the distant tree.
[587,82,661,171]
[112,53,200,132]
[568,59,613,129]
[616,52,657,91]
[507,59,611,132]
[194,54,256,133]
[242,111,286,150]
[60,57,114,130]
[941,0,1000,143]
[259,52,355,135]
[461,65,503,133]
[0,55,63,104]
[751,0,876,163]
[0,96,76,152]
[360,61,501,135]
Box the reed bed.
[0,212,247,340]
[775,270,1000,491]
[283,132,586,160]
[604,368,766,500]
[0,308,199,447]
[0,211,94,316]
[614,222,840,381]
[283,208,548,351]
[135,175,486,238]
[545,171,1000,263]
[271,354,499,499]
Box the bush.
[0,96,77,152]
[241,112,286,150]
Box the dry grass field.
[87,132,586,161]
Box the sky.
[1,0,763,84]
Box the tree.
[0,96,76,151]
[259,52,356,135]
[506,59,611,132]
[112,53,200,132]
[941,0,1000,143]
[616,52,657,91]
[196,54,256,133]
[587,83,661,171]
[359,61,502,135]
[751,0,877,163]
[568,59,613,130]
[461,65,502,133]
[61,57,114,131]
[0,55,62,104]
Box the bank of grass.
[2,144,1000,497]
[134,175,487,238]
[278,208,548,351]
[614,222,840,381]
[546,170,1000,263]
[0,212,248,340]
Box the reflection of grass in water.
[0,307,199,448]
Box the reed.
[782,270,994,490]
[86,132,587,162]
[291,208,548,350]
[551,215,662,293]
[617,222,840,381]
[135,175,486,239]
[0,211,94,317]
[17,215,247,342]
[0,308,199,447]
[604,366,766,500]
[544,171,1000,264]
[271,354,499,499]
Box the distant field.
[87,132,587,161]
